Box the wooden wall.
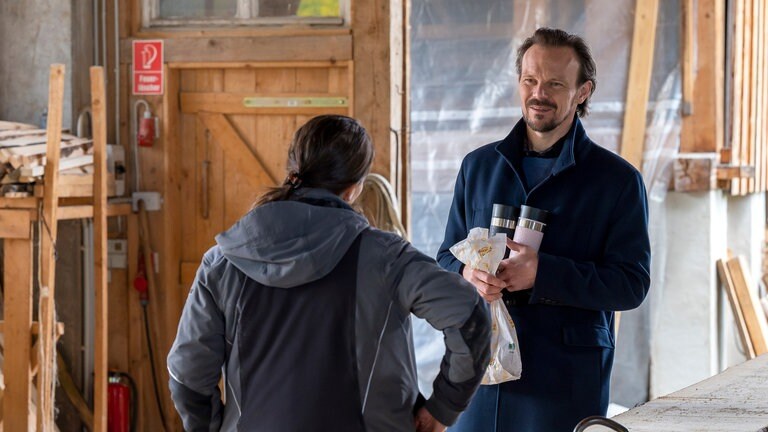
[106,1,406,430]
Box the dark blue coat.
[437,117,651,432]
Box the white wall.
[650,191,765,398]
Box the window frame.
[143,0,348,28]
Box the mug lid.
[520,205,549,223]
[492,203,519,220]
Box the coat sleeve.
[436,160,468,274]
[167,249,227,432]
[531,171,651,311]
[390,240,491,426]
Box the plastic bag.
[449,227,506,274]
[482,299,522,384]
[449,227,522,385]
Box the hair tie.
[286,172,303,189]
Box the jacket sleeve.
[391,241,491,426]
[436,160,468,274]
[531,171,651,311]
[167,250,226,432]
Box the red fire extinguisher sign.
[132,40,164,95]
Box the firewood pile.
[0,121,95,197]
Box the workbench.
[589,354,768,431]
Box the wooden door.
[174,62,353,289]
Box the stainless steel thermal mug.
[489,204,519,240]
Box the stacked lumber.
[729,0,768,194]
[0,121,95,197]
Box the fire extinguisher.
[108,371,137,432]
[134,99,158,147]
[137,110,158,147]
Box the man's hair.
[515,27,597,117]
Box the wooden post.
[38,63,65,432]
[91,66,109,432]
[680,0,725,154]
[3,232,33,432]
[620,0,660,170]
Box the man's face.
[518,44,591,133]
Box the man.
[437,28,651,431]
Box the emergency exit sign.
[132,40,164,95]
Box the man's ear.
[578,80,593,104]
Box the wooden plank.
[715,164,755,181]
[0,120,36,130]
[716,258,756,359]
[137,201,171,431]
[0,197,37,209]
[135,26,350,39]
[728,0,745,188]
[20,154,93,177]
[737,0,753,195]
[0,209,31,238]
[726,256,768,355]
[33,181,116,199]
[3,238,33,432]
[620,0,660,170]
[91,66,109,432]
[180,92,349,115]
[680,0,725,154]
[198,112,278,186]
[353,0,403,185]
[604,354,768,431]
[170,60,350,69]
[161,66,184,432]
[746,0,760,193]
[53,202,132,220]
[120,35,353,64]
[38,63,65,432]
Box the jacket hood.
[215,188,369,288]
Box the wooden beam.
[716,164,755,180]
[0,209,31,238]
[197,112,278,186]
[135,26,350,39]
[90,66,109,432]
[162,65,184,431]
[673,155,716,192]
[680,0,725,153]
[620,0,660,170]
[352,0,403,187]
[38,64,65,432]
[726,256,768,355]
[3,237,33,432]
[120,35,353,63]
[180,92,349,115]
[169,60,350,69]
[717,257,756,359]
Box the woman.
[167,115,490,432]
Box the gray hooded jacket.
[167,188,490,431]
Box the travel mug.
[489,204,519,240]
[512,205,549,251]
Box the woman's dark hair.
[515,27,597,117]
[255,115,374,206]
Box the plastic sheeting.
[409,0,682,408]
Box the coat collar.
[495,115,588,177]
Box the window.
[145,0,344,27]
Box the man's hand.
[414,407,447,432]
[496,239,538,292]
[462,265,506,302]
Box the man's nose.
[531,83,548,100]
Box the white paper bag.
[448,227,522,385]
[482,299,522,385]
